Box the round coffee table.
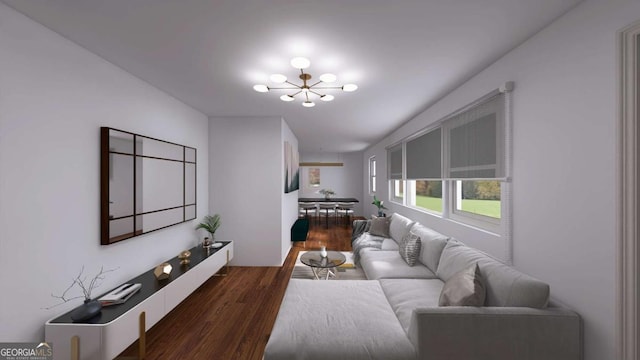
[300,251,346,280]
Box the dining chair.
[317,202,337,228]
[298,202,318,219]
[336,202,355,226]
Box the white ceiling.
[3,0,581,152]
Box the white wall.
[300,151,364,215]
[0,3,209,342]
[209,116,295,266]
[281,119,298,262]
[363,1,640,358]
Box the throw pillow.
[399,231,422,266]
[368,216,391,238]
[438,263,486,307]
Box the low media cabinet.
[45,241,233,360]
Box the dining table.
[298,197,359,203]
[298,198,359,228]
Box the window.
[453,180,501,220]
[390,180,404,203]
[407,180,442,213]
[445,96,504,179]
[369,156,377,194]
[404,127,442,213]
[388,144,403,180]
[385,84,511,233]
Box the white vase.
[320,246,327,258]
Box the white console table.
[45,241,233,360]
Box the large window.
[369,156,376,194]
[386,84,511,232]
[407,180,442,214]
[391,180,404,202]
[453,180,501,220]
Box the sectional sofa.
[264,213,582,360]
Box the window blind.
[388,145,403,179]
[446,94,505,179]
[406,128,441,179]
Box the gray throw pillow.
[399,231,421,266]
[368,216,391,238]
[438,263,486,306]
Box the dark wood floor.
[119,216,360,359]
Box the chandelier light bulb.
[302,101,315,108]
[270,74,287,83]
[290,57,311,69]
[321,94,335,102]
[280,94,295,102]
[319,73,337,83]
[342,84,358,92]
[253,84,269,93]
[301,87,309,93]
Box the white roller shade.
[406,128,441,179]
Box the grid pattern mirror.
[101,127,197,245]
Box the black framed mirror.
[101,127,197,245]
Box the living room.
[1,1,640,359]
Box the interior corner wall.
[0,3,209,342]
[363,1,640,359]
[299,151,364,215]
[208,116,284,266]
[281,119,298,263]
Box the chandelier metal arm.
[311,86,344,90]
[309,89,325,97]
[308,80,323,88]
[284,80,302,88]
[268,86,301,90]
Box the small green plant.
[372,195,387,210]
[196,214,221,238]
[318,188,335,196]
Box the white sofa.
[264,213,582,360]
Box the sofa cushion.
[438,263,486,306]
[264,279,416,360]
[379,279,444,334]
[399,231,422,266]
[381,238,400,251]
[437,241,550,308]
[369,216,391,237]
[389,213,415,243]
[361,250,437,280]
[410,223,449,272]
[356,235,399,251]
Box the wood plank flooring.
[119,216,361,359]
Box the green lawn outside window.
[415,196,501,218]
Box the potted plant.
[318,188,335,200]
[196,214,222,245]
[372,195,387,217]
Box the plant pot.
[324,194,330,200]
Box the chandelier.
[253,57,357,108]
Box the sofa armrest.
[408,306,582,360]
[351,219,371,243]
